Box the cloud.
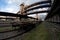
[0,0,49,20]
[5,0,20,4]
[0,0,48,16]
[4,8,15,13]
[0,5,19,13]
[0,0,20,13]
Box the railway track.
[0,21,37,40]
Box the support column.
[36,13,38,20]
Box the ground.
[0,21,60,40]
[22,21,60,40]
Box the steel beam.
[0,12,38,19]
[25,5,51,12]
[26,10,49,15]
[0,12,21,17]
[25,1,51,9]
[0,18,16,19]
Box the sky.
[0,0,49,20]
[0,0,48,13]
